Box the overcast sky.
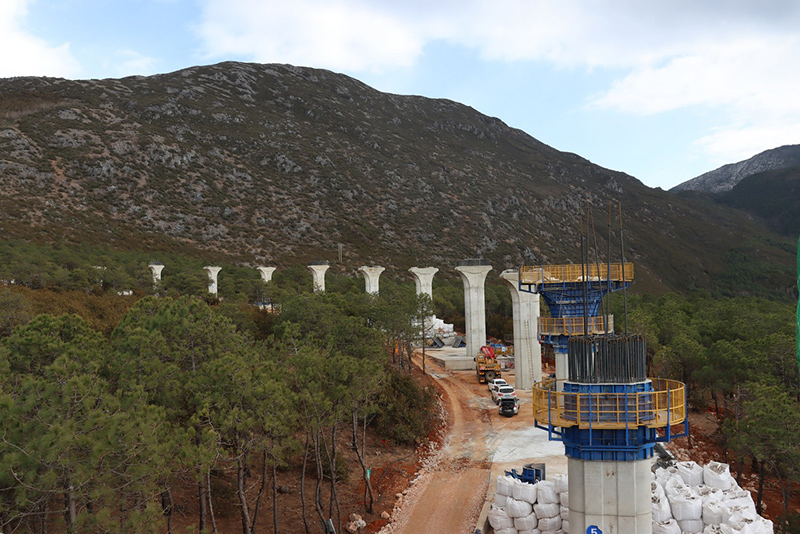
[3,0,800,189]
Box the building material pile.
[652,460,773,533]
[488,461,774,534]
[489,473,569,534]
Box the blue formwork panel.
[562,426,657,461]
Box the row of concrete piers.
[148,260,541,389]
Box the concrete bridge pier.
[409,267,438,299]
[307,262,330,293]
[203,266,222,296]
[358,266,385,295]
[454,260,492,359]
[148,262,164,289]
[499,269,541,390]
[257,266,276,283]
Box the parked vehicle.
[487,378,508,392]
[492,385,516,404]
[475,345,502,383]
[499,397,519,417]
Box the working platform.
[531,378,686,430]
[520,262,634,286]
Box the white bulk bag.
[678,518,705,533]
[496,475,516,496]
[536,480,559,503]
[494,493,509,507]
[553,473,569,493]
[494,528,516,534]
[652,519,682,534]
[560,491,570,508]
[514,481,538,503]
[562,518,570,533]
[704,462,734,491]
[667,488,702,521]
[702,500,726,526]
[739,517,774,534]
[724,490,757,516]
[696,484,723,504]
[534,502,561,518]
[488,505,514,530]
[677,461,705,486]
[537,515,562,532]
[560,505,569,519]
[652,492,673,523]
[506,497,534,518]
[514,512,538,531]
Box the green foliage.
[374,369,437,444]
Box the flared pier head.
[499,269,542,390]
[148,262,164,289]
[408,267,438,299]
[257,266,276,283]
[307,262,330,293]
[203,266,222,296]
[454,259,492,360]
[358,266,385,295]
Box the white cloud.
[0,0,81,78]
[112,50,158,78]
[196,0,430,72]
[193,0,800,166]
[695,120,800,166]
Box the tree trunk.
[300,431,311,534]
[313,428,326,527]
[756,459,765,515]
[352,410,374,513]
[199,475,208,533]
[272,462,279,534]
[251,450,268,534]
[207,470,218,533]
[237,456,253,534]
[63,479,77,534]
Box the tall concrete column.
[358,266,385,295]
[257,266,276,283]
[455,260,492,359]
[148,262,164,289]
[499,269,541,390]
[409,267,438,299]
[203,266,222,296]
[307,262,329,293]
[569,458,653,534]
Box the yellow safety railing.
[539,316,614,336]
[520,263,634,284]
[531,378,686,430]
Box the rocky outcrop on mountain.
[0,62,795,296]
[671,145,800,193]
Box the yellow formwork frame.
[520,263,634,284]
[531,378,686,430]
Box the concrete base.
[426,348,475,371]
[569,457,653,534]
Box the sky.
[3,0,800,190]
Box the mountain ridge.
[0,61,795,298]
[671,144,800,193]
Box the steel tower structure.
[521,262,687,533]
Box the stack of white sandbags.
[489,474,570,534]
[652,461,774,534]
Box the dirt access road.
[379,354,566,534]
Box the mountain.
[671,144,800,193]
[716,166,800,237]
[0,62,795,298]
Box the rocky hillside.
[671,144,800,193]
[0,62,795,297]
[716,166,800,238]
